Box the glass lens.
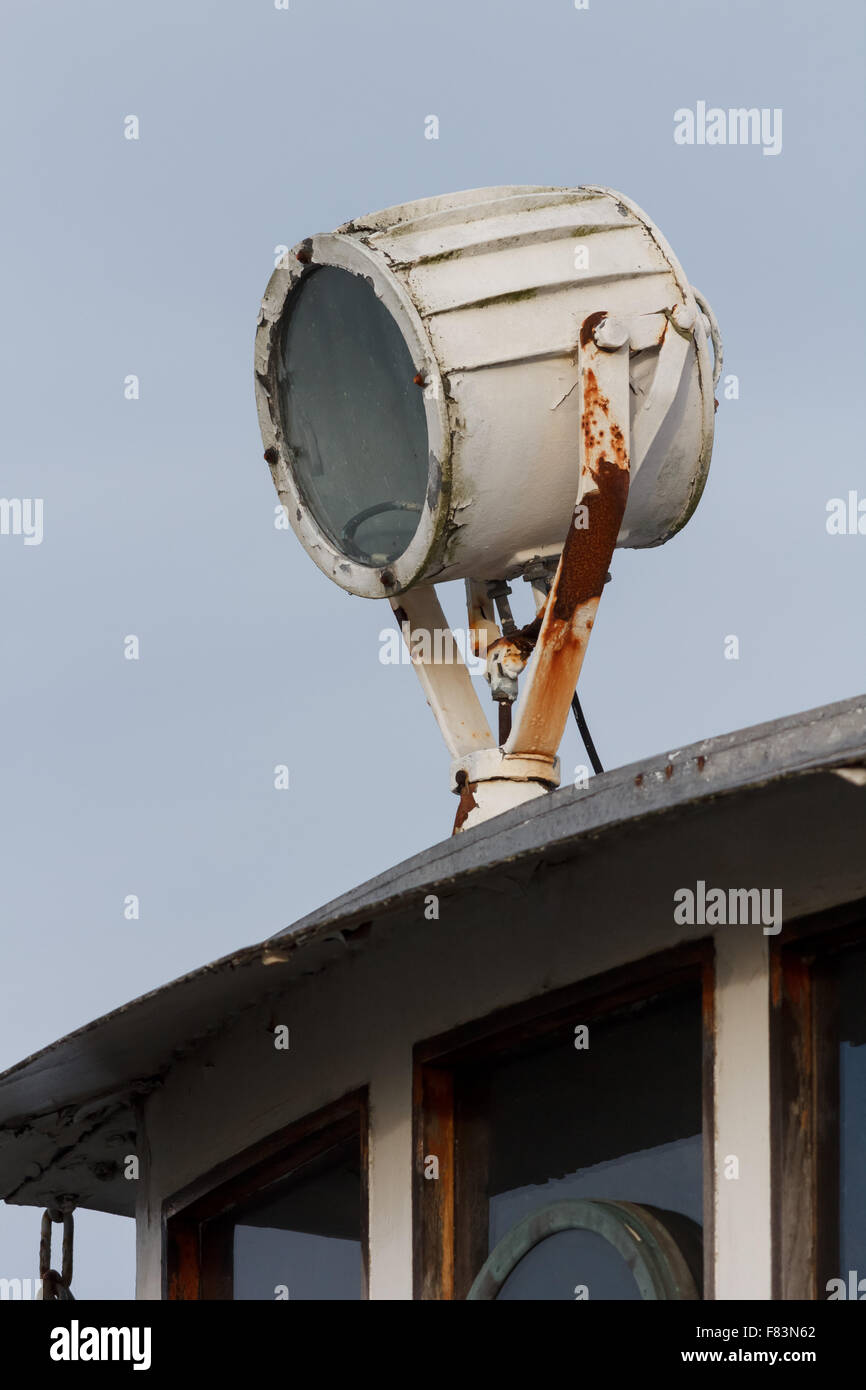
[276,266,430,567]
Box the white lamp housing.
[255,185,721,831]
[255,185,718,599]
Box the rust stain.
[697,755,706,771]
[452,771,479,832]
[486,609,544,667]
[665,764,674,779]
[507,327,630,761]
[634,773,643,787]
[579,309,609,348]
[580,368,629,471]
[547,363,629,623]
[413,372,426,387]
[263,447,278,465]
[513,617,592,749]
[553,459,629,618]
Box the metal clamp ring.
[466,1198,701,1300]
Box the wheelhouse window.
[233,1133,363,1300]
[773,905,866,1298]
[166,1091,367,1300]
[415,945,712,1300]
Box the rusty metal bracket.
[501,313,630,763]
[394,310,632,833]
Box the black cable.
[571,692,604,775]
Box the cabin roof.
[1,693,865,1216]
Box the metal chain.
[39,1205,75,1301]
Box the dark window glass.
[457,988,703,1300]
[497,1230,641,1301]
[838,946,866,1276]
[232,1137,362,1300]
[277,266,429,566]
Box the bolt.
[671,301,697,332]
[593,316,629,350]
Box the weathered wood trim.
[770,899,865,1300]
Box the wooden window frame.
[770,897,866,1300]
[163,1088,369,1300]
[413,941,715,1300]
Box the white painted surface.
[255,185,717,598]
[713,929,772,1300]
[367,1049,414,1299]
[133,814,858,1301]
[138,858,714,1298]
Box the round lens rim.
[256,233,451,599]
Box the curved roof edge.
[1,693,864,1213]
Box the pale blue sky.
[1,0,863,1297]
